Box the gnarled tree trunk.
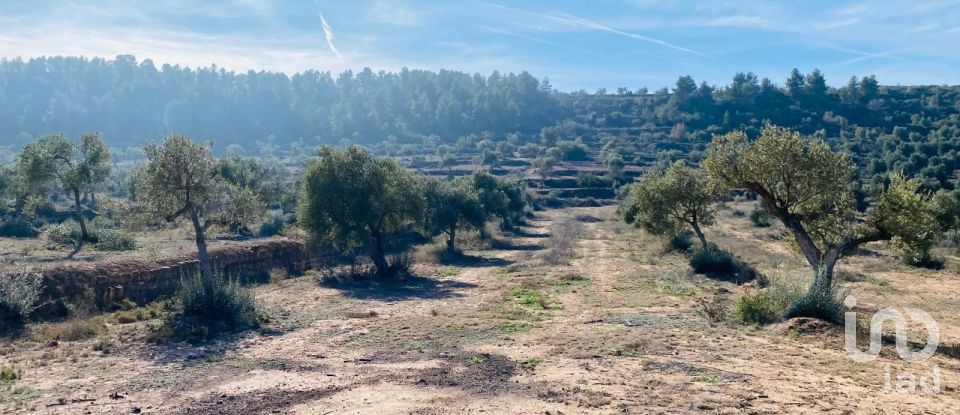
[67,189,88,259]
[447,222,457,253]
[689,212,709,251]
[368,229,390,277]
[189,207,215,302]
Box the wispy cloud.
[318,12,342,60]
[472,0,707,57]
[366,0,425,27]
[479,25,610,58]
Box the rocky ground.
[2,205,960,414]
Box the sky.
[0,0,959,91]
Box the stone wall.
[35,238,313,319]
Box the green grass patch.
[439,267,461,277]
[501,321,537,333]
[467,355,488,364]
[691,374,723,384]
[546,273,590,287]
[508,288,562,310]
[868,277,891,287]
[609,349,637,357]
[0,385,41,404]
[521,358,543,369]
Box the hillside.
[2,56,959,191]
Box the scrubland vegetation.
[0,61,959,413]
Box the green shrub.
[0,367,21,381]
[666,231,693,253]
[733,271,807,325]
[177,274,258,329]
[45,221,80,245]
[576,173,613,188]
[95,229,137,251]
[749,207,773,227]
[901,249,945,270]
[688,248,758,283]
[0,218,39,238]
[732,291,781,324]
[0,268,43,333]
[388,252,413,277]
[258,216,285,237]
[785,284,847,324]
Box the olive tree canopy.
[136,135,264,297]
[423,178,486,253]
[704,125,942,319]
[17,133,110,257]
[297,145,424,277]
[624,161,715,250]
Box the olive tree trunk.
[368,229,390,277]
[67,189,88,259]
[689,218,708,251]
[446,219,458,253]
[189,208,215,301]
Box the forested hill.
[2,55,960,189]
[0,55,561,149]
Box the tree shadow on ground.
[490,238,543,251]
[505,228,550,239]
[434,251,514,267]
[319,274,478,301]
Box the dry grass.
[2,205,960,414]
[541,219,580,265]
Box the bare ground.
[2,205,960,414]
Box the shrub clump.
[666,231,693,253]
[901,249,945,270]
[748,207,773,228]
[542,219,580,265]
[732,272,807,325]
[258,216,286,237]
[160,274,258,341]
[0,218,39,238]
[0,367,22,381]
[784,283,847,324]
[688,247,759,284]
[95,229,137,251]
[45,221,80,245]
[0,268,44,333]
[732,291,782,325]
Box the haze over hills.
[2,55,959,191]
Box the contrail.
[547,12,708,58]
[471,0,707,57]
[319,12,342,60]
[478,25,609,58]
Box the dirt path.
[2,206,960,414]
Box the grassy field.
[0,204,958,414]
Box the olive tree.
[471,171,528,231]
[135,135,264,299]
[424,178,485,253]
[17,133,110,257]
[532,156,558,185]
[624,161,715,250]
[297,145,424,277]
[704,126,942,319]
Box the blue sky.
[1,0,958,90]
